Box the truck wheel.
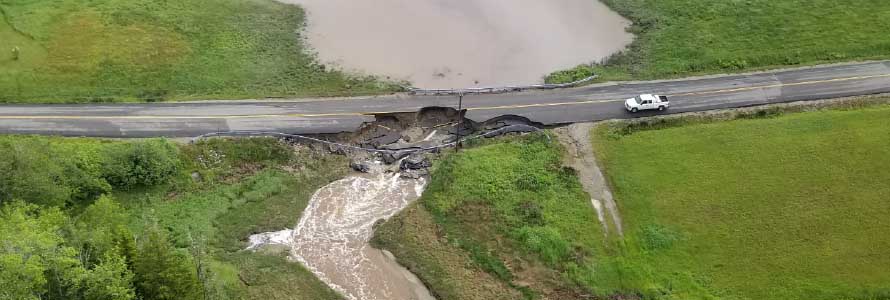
[631,108,638,113]
[658,106,665,111]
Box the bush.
[515,201,544,226]
[0,137,111,207]
[102,139,180,188]
[639,224,679,251]
[545,64,597,84]
[516,226,570,266]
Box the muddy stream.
[279,0,633,88]
[248,163,433,300]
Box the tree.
[0,202,83,300]
[133,226,203,300]
[68,195,133,267]
[0,140,71,207]
[63,196,138,300]
[78,251,136,300]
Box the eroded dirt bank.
[280,0,633,88]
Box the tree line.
[0,137,203,300]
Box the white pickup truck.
[625,94,669,113]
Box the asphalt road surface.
[1,61,889,137]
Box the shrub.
[0,138,111,207]
[102,139,180,188]
[639,224,679,251]
[516,226,570,266]
[545,64,598,84]
[515,201,544,226]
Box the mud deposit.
[282,0,633,88]
[249,164,433,300]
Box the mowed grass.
[593,105,890,299]
[548,0,890,83]
[0,0,396,103]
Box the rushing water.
[248,164,432,300]
[280,0,634,88]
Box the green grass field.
[0,0,395,103]
[374,103,890,300]
[593,105,890,299]
[547,0,890,83]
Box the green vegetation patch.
[548,0,890,83]
[593,104,890,299]
[0,0,396,103]
[373,135,614,299]
[1,136,347,299]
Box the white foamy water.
[246,229,293,250]
[281,0,633,88]
[248,166,432,300]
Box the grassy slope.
[372,202,523,300]
[0,0,394,103]
[373,135,615,300]
[593,105,890,299]
[548,0,890,83]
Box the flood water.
[248,164,432,300]
[280,0,633,88]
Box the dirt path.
[554,123,623,236]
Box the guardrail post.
[456,92,464,150]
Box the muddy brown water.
[248,163,432,300]
[279,0,633,88]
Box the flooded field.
[281,0,633,88]
[249,163,432,300]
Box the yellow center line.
[2,73,888,120]
[670,73,890,97]
[466,98,616,111]
[0,113,370,120]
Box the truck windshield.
[634,96,642,104]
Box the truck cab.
[625,94,669,113]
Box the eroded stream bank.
[244,108,545,300]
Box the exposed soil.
[554,123,623,236]
[279,0,633,88]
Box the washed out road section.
[281,0,632,88]
[1,62,889,137]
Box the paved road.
[1,61,889,137]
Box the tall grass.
[548,0,890,83]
